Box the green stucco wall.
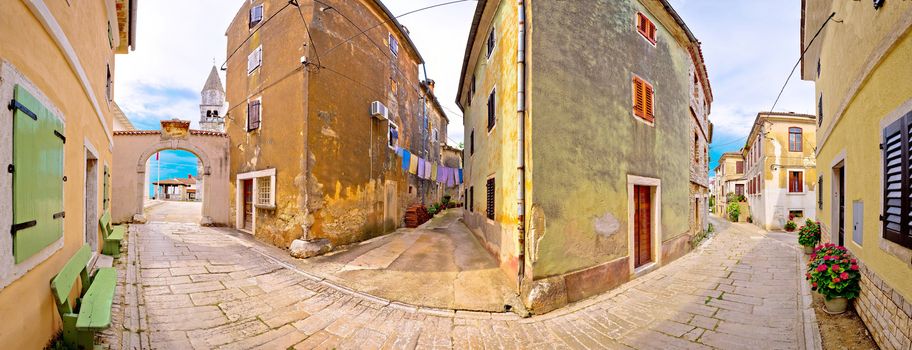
[528,0,694,278]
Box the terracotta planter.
[824,297,849,314]
[804,246,815,254]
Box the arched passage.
[111,122,229,225]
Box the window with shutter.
[788,171,804,193]
[249,4,264,28]
[882,115,912,248]
[818,176,824,209]
[389,33,399,57]
[486,27,495,59]
[103,165,110,210]
[736,161,744,174]
[632,76,654,123]
[470,129,475,155]
[247,100,261,131]
[11,84,65,263]
[818,94,824,126]
[487,89,496,131]
[247,46,262,74]
[486,178,495,220]
[469,186,474,212]
[636,12,657,45]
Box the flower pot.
[824,297,849,314]
[804,245,815,254]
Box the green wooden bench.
[51,245,117,349]
[98,212,124,258]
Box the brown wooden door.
[634,185,652,268]
[243,179,253,231]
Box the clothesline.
[396,146,463,187]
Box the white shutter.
[248,46,262,74]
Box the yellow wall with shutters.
[807,1,912,300]
[0,1,130,348]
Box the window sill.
[786,192,806,195]
[254,204,275,210]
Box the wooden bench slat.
[75,267,117,330]
[50,245,92,305]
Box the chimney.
[188,174,193,179]
[424,79,436,95]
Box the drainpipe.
[516,0,528,289]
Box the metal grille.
[486,178,495,220]
[256,176,272,207]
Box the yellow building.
[712,152,745,215]
[801,1,912,348]
[458,0,712,313]
[0,0,137,348]
[742,112,817,230]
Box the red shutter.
[644,83,654,122]
[633,78,644,118]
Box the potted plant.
[785,215,797,232]
[806,244,861,314]
[798,219,821,254]
[727,202,741,222]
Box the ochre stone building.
[457,0,712,313]
[0,0,137,348]
[742,112,817,230]
[225,0,449,248]
[801,1,912,348]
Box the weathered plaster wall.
[0,0,126,348]
[461,0,522,284]
[226,0,445,248]
[812,1,912,314]
[527,0,695,279]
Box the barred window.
[256,176,274,208]
[486,178,495,220]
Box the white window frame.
[246,97,262,132]
[247,45,262,74]
[634,11,658,47]
[432,128,439,143]
[387,121,399,150]
[249,4,264,28]
[388,33,399,57]
[236,168,276,232]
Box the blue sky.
[115,0,815,178]
[147,150,199,197]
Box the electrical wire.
[769,12,837,112]
[220,2,294,71]
[290,0,323,68]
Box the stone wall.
[856,262,912,350]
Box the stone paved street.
[101,216,818,349]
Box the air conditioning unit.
[370,101,389,120]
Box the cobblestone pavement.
[101,217,818,349]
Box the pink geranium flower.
[833,277,841,283]
[840,272,849,280]
[817,264,828,272]
[851,264,859,270]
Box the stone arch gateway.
[111,120,230,225]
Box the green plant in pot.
[806,243,861,314]
[797,219,821,254]
[784,219,797,232]
[727,202,741,222]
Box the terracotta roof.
[114,130,160,135]
[152,177,197,186]
[114,129,226,137]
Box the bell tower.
[199,65,226,132]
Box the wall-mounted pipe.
[516,0,527,289]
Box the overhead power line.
[769,12,837,112]
[220,2,294,71]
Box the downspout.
[516,0,527,289]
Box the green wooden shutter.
[12,84,65,263]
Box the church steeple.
[202,65,224,93]
[199,65,226,132]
